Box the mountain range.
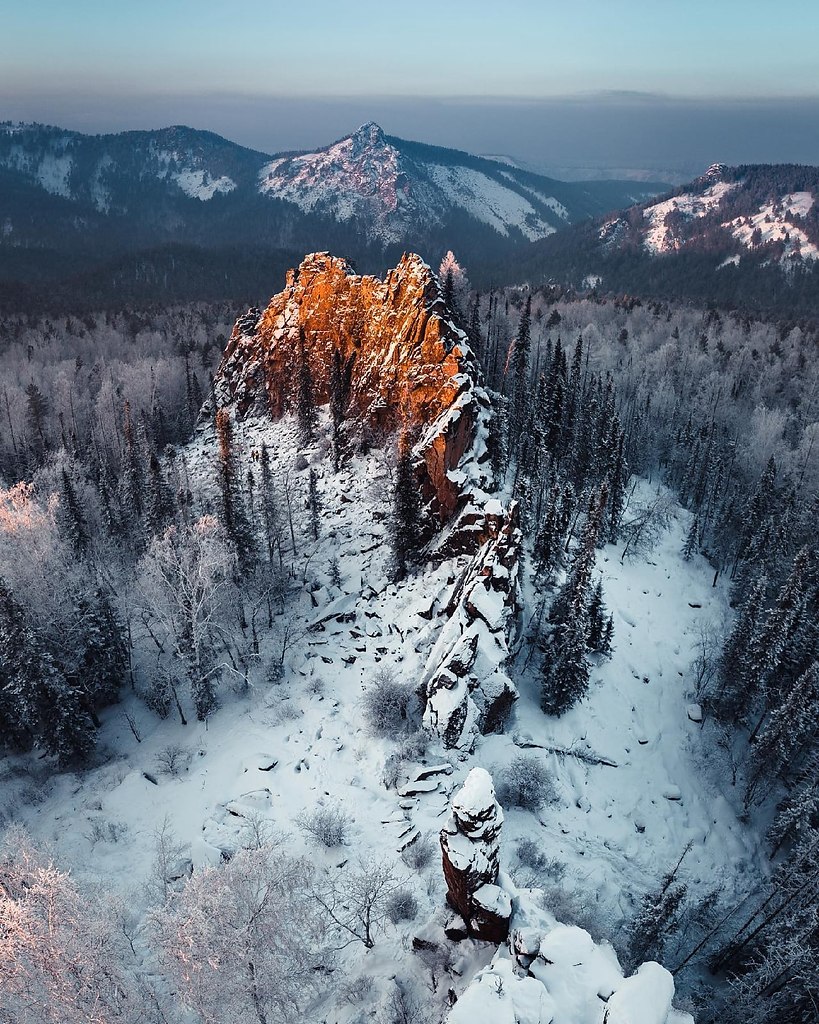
[0,120,665,309]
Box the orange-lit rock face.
[215,252,490,525]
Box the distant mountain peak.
[351,122,386,146]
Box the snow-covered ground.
[642,182,739,253]
[2,416,761,1020]
[724,191,818,262]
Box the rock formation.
[440,767,511,943]
[446,886,694,1024]
[423,502,521,748]
[212,252,494,533]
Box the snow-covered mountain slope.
[502,163,819,313]
[0,120,667,289]
[0,122,257,210]
[259,123,558,243]
[258,122,668,246]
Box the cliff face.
[214,252,493,527]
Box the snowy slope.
[2,406,761,1020]
[259,122,560,243]
[724,191,818,263]
[642,181,739,253]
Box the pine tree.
[533,479,564,578]
[330,347,355,472]
[57,468,90,556]
[714,573,768,722]
[307,467,321,541]
[296,328,318,446]
[119,400,144,528]
[390,432,422,581]
[541,613,590,716]
[215,408,257,572]
[745,547,812,735]
[745,662,819,806]
[683,514,700,561]
[606,428,629,543]
[586,578,608,652]
[627,863,689,969]
[550,482,608,627]
[259,444,283,567]
[509,295,532,451]
[145,452,175,537]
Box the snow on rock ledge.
[447,883,694,1024]
[423,502,521,748]
[440,767,511,943]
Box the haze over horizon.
[4,0,819,179]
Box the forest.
[1,267,818,1022]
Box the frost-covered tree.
[0,827,151,1024]
[150,844,326,1024]
[138,517,234,721]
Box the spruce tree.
[307,467,321,542]
[714,573,768,722]
[145,452,175,537]
[541,612,590,716]
[296,328,318,446]
[259,444,283,567]
[330,347,355,472]
[57,468,90,556]
[509,295,532,451]
[391,432,422,581]
[215,408,257,572]
[586,578,608,652]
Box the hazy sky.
[3,0,818,175]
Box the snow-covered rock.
[424,503,521,748]
[440,767,510,942]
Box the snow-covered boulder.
[440,768,511,942]
[446,881,694,1024]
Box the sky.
[3,0,819,177]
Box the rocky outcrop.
[446,884,694,1024]
[423,502,521,749]
[212,252,494,531]
[440,768,511,943]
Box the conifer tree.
[683,514,700,561]
[145,452,175,537]
[390,432,422,582]
[509,295,532,451]
[57,468,90,556]
[714,572,768,722]
[119,400,144,528]
[627,861,689,969]
[745,662,819,806]
[296,328,318,446]
[259,444,283,568]
[540,612,590,716]
[330,347,355,472]
[215,408,257,572]
[586,578,609,652]
[307,467,321,542]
